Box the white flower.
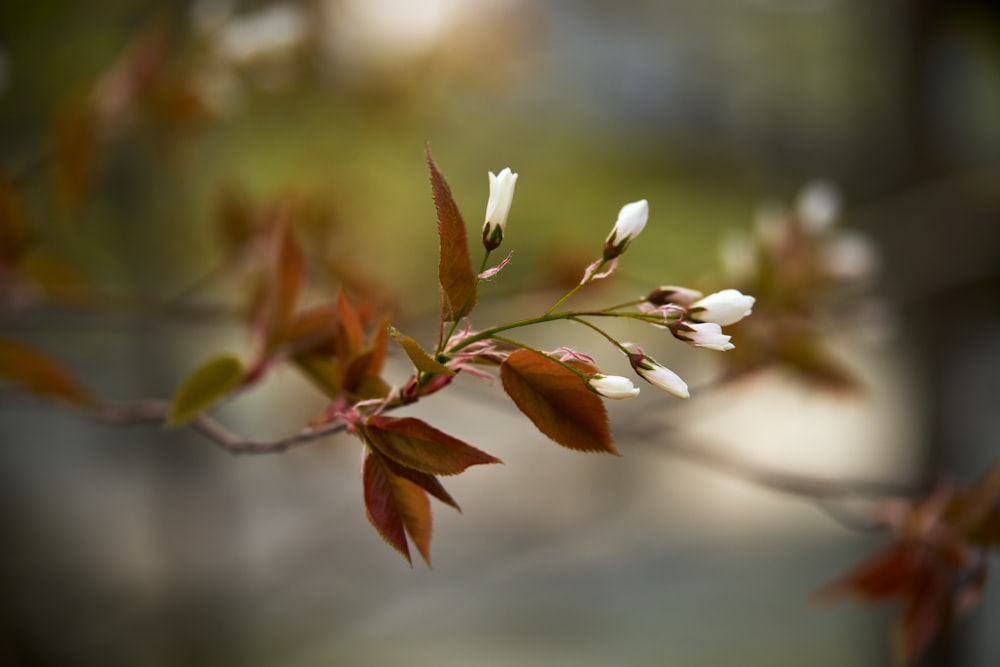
[624,346,688,399]
[675,322,734,351]
[482,167,518,250]
[588,374,640,400]
[689,289,755,326]
[795,180,840,232]
[821,231,878,281]
[603,199,648,259]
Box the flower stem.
[545,283,585,315]
[438,249,492,354]
[488,334,591,382]
[566,315,630,355]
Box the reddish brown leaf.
[52,102,98,213]
[366,315,390,377]
[366,415,502,476]
[381,454,461,511]
[0,174,27,265]
[260,215,304,351]
[363,448,433,566]
[216,187,259,257]
[896,576,948,666]
[953,461,1000,533]
[281,303,340,357]
[335,290,365,362]
[426,147,476,322]
[343,350,390,400]
[500,349,616,454]
[818,544,923,603]
[0,337,93,407]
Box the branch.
[90,400,349,454]
[632,428,921,531]
[659,436,919,500]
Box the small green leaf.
[500,349,617,454]
[293,355,342,399]
[363,448,433,566]
[426,146,476,322]
[365,415,502,476]
[168,355,244,427]
[0,336,93,407]
[389,326,455,376]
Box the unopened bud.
[644,285,704,307]
[624,344,689,399]
[588,374,640,400]
[672,321,735,351]
[482,167,517,250]
[688,289,755,326]
[603,199,648,260]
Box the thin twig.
[90,400,349,454]
[653,435,919,500]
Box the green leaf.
[389,326,455,376]
[426,146,476,322]
[293,354,342,399]
[0,336,93,407]
[365,415,502,475]
[363,448,433,566]
[500,349,617,454]
[168,354,244,427]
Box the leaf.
[260,215,304,351]
[0,174,27,265]
[168,354,244,427]
[426,146,476,322]
[366,415,502,475]
[954,461,1000,533]
[215,187,258,256]
[280,303,340,356]
[363,448,433,566]
[19,252,92,306]
[52,101,98,213]
[0,336,93,407]
[817,544,922,603]
[293,354,341,399]
[381,455,461,511]
[389,326,455,376]
[335,290,365,362]
[500,349,617,454]
[342,317,391,399]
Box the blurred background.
[1,0,999,665]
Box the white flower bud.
[674,322,734,351]
[482,168,518,250]
[689,289,755,326]
[603,199,648,260]
[624,346,689,399]
[588,374,640,400]
[644,285,704,307]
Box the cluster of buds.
[457,165,754,405]
[639,286,756,352]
